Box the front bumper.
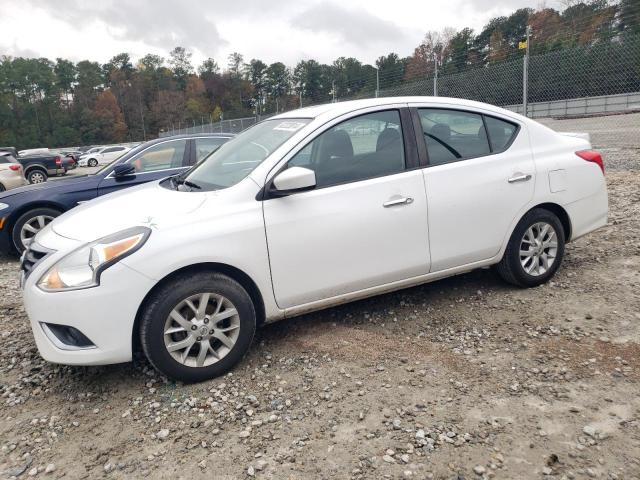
[22,235,156,366]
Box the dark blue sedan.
[0,133,233,254]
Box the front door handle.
[508,173,532,183]
[383,196,414,208]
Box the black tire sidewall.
[12,207,61,253]
[506,209,565,287]
[27,170,47,184]
[140,273,256,383]
[88,159,97,167]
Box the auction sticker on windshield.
[273,121,307,132]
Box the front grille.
[21,242,54,280]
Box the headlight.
[38,226,151,292]
[0,203,9,211]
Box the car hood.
[0,174,94,200]
[50,181,207,242]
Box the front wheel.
[496,208,565,288]
[140,272,256,382]
[88,158,98,167]
[12,207,60,253]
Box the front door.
[263,108,431,309]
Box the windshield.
[179,118,310,191]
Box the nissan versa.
[20,97,608,382]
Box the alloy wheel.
[29,172,46,184]
[519,221,558,276]
[163,292,240,368]
[20,215,54,248]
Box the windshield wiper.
[174,177,202,190]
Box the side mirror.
[113,163,135,178]
[271,167,316,196]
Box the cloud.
[22,0,228,55]
[293,1,408,47]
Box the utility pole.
[332,80,336,102]
[523,25,532,117]
[433,53,439,96]
[375,67,380,98]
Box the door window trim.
[260,106,420,200]
[411,107,521,168]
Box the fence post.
[433,53,438,96]
[523,25,531,117]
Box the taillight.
[576,150,604,175]
[55,156,62,166]
[9,164,21,171]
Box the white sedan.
[20,97,608,382]
[79,146,130,167]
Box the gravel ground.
[2,144,640,479]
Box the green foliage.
[0,1,637,148]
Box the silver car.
[0,153,27,192]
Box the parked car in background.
[0,133,233,253]
[0,147,19,157]
[0,152,27,192]
[16,97,608,382]
[84,145,130,167]
[17,151,68,184]
[77,147,108,167]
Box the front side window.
[287,110,405,188]
[103,147,124,154]
[418,109,490,165]
[128,139,187,173]
[194,137,228,162]
[182,118,310,190]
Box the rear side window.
[418,109,490,165]
[287,110,405,188]
[484,116,518,152]
[418,109,518,166]
[194,137,227,162]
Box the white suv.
[21,97,608,382]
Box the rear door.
[410,104,535,272]
[97,138,189,196]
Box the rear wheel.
[12,207,60,253]
[0,183,5,192]
[496,208,565,288]
[140,272,256,382]
[27,169,47,184]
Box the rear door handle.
[383,196,413,208]
[508,173,532,183]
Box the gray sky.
[1,0,561,68]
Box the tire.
[496,208,565,288]
[140,272,256,383]
[88,158,98,167]
[27,169,48,184]
[0,183,5,192]
[12,207,61,253]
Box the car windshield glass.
[180,119,310,191]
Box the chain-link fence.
[159,116,265,137]
[161,33,639,169]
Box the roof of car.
[270,96,525,122]
[157,132,236,142]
